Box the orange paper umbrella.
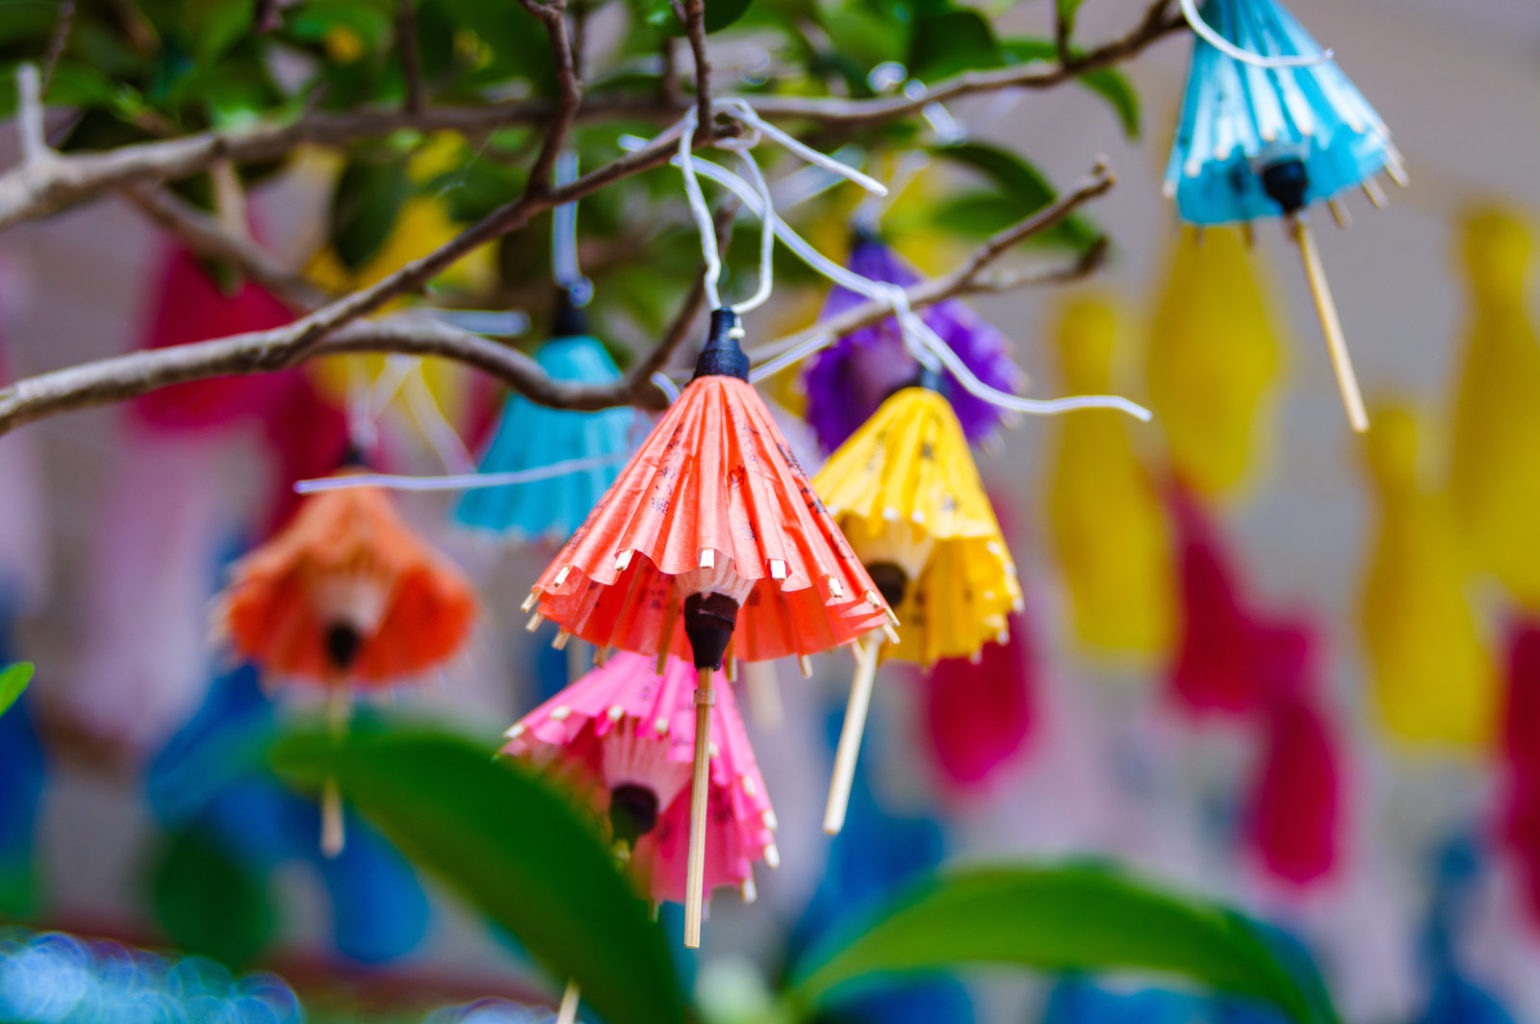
[215,474,477,853]
[525,308,891,946]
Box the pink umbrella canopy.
[502,652,778,906]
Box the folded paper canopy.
[216,479,477,687]
[528,373,889,665]
[813,385,1020,665]
[454,334,635,543]
[804,234,1025,453]
[1166,0,1397,226]
[502,652,777,905]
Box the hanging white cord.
[403,367,477,473]
[724,100,887,197]
[295,453,632,494]
[676,109,724,311]
[1178,0,1329,68]
[552,150,593,304]
[674,151,1149,421]
[725,143,777,315]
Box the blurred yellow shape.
[1360,403,1496,749]
[1146,226,1282,498]
[1448,207,1540,607]
[814,386,1020,664]
[1046,298,1174,658]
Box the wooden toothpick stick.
[321,686,352,858]
[1292,216,1369,433]
[684,666,715,948]
[823,632,882,835]
[556,980,581,1024]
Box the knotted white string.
[1178,0,1330,68]
[552,150,593,305]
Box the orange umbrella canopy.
[527,311,891,670]
[216,480,477,687]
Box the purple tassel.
[803,236,1026,452]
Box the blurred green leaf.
[271,728,689,1024]
[907,8,1000,82]
[184,0,256,64]
[786,865,1339,1024]
[330,157,411,273]
[1000,37,1140,137]
[150,826,274,968]
[705,0,755,31]
[0,662,33,719]
[928,141,1097,248]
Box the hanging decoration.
[1448,208,1540,607]
[802,229,1026,455]
[1046,299,1174,658]
[1167,0,1403,432]
[1500,622,1540,931]
[811,369,1019,832]
[1359,403,1496,748]
[920,611,1036,793]
[453,292,635,543]
[1145,227,1283,498]
[214,475,477,854]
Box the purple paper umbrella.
[803,234,1027,453]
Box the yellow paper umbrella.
[1146,226,1283,499]
[812,375,1021,833]
[1359,403,1497,749]
[1046,298,1174,658]
[1448,208,1540,607]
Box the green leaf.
[150,826,275,968]
[705,0,755,32]
[787,865,1339,1024]
[0,662,34,719]
[906,8,1000,82]
[184,0,256,64]
[271,728,689,1024]
[1000,36,1141,137]
[1056,0,1085,39]
[928,141,1098,248]
[330,157,411,273]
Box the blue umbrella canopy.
[453,325,636,544]
[1166,0,1399,227]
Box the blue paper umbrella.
[1165,0,1403,434]
[453,322,635,543]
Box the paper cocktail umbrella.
[1166,0,1402,432]
[215,477,477,853]
[803,231,1026,454]
[812,371,1020,833]
[526,308,889,946]
[503,651,777,905]
[455,293,635,543]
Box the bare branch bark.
[395,0,424,114]
[675,0,713,137]
[0,164,1116,437]
[519,0,582,193]
[41,0,76,93]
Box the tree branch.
[675,0,713,137]
[395,0,424,114]
[519,0,581,192]
[41,0,76,93]
[0,0,1180,231]
[0,163,1115,437]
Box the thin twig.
[520,0,581,192]
[41,0,76,93]
[673,0,712,136]
[0,165,1115,437]
[120,183,329,311]
[15,66,49,167]
[1053,0,1074,65]
[395,0,424,114]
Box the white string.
[650,372,681,403]
[724,100,887,197]
[294,453,632,495]
[1178,0,1330,68]
[403,366,477,473]
[676,109,724,311]
[552,150,593,304]
[726,144,776,315]
[678,153,1149,421]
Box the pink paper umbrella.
[502,651,778,909]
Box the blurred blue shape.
[147,659,430,964]
[787,705,972,1024]
[1166,0,1394,226]
[1415,835,1518,1024]
[453,335,635,543]
[0,597,45,917]
[1043,977,1205,1024]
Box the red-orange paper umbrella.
[524,308,892,947]
[214,476,478,855]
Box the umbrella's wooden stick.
[824,633,882,835]
[684,666,715,948]
[1292,216,1369,433]
[556,980,581,1024]
[321,687,352,859]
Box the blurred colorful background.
[1,0,1540,1020]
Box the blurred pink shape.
[920,613,1036,792]
[503,652,777,906]
[1501,620,1540,928]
